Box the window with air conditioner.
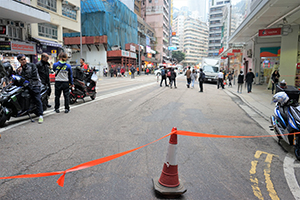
[38,23,58,39]
[37,0,57,12]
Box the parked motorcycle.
[0,75,49,127]
[270,84,300,160]
[69,66,97,104]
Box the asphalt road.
[0,75,297,199]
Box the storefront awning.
[32,37,62,48]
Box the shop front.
[32,37,63,67]
[107,50,137,72]
[259,47,280,86]
[0,40,36,69]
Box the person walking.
[190,69,197,88]
[16,54,44,123]
[245,68,255,93]
[186,67,191,88]
[160,66,168,87]
[137,66,140,75]
[198,68,205,92]
[271,70,280,94]
[169,68,177,89]
[121,66,125,77]
[217,69,224,89]
[36,53,51,108]
[53,52,74,113]
[130,65,136,79]
[117,66,121,77]
[237,70,244,93]
[227,71,233,87]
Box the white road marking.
[0,81,156,133]
[283,155,300,200]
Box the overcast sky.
[173,0,188,9]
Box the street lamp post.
[138,34,141,71]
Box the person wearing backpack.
[198,68,205,92]
[160,66,168,87]
[169,68,177,89]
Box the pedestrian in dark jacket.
[227,71,233,87]
[198,68,205,92]
[237,70,244,94]
[245,68,255,93]
[16,54,44,123]
[169,68,177,89]
[271,70,280,94]
[53,52,73,113]
[160,66,168,87]
[36,53,51,108]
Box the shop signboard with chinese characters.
[0,42,11,51]
[11,41,36,54]
[259,28,282,37]
[121,50,129,57]
[130,52,136,59]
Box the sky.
[173,0,188,9]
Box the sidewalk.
[225,82,274,121]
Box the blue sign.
[168,46,177,51]
[146,37,150,46]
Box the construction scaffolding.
[63,0,138,51]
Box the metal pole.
[139,34,141,73]
[80,3,82,58]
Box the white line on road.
[283,155,300,199]
[0,81,157,133]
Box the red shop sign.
[232,49,241,53]
[259,28,281,37]
[297,63,300,69]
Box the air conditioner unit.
[62,0,68,5]
[74,6,80,11]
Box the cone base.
[152,177,187,196]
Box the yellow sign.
[51,50,57,54]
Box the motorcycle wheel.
[90,94,96,100]
[70,94,76,104]
[0,111,7,127]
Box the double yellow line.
[250,150,279,200]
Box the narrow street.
[0,75,297,199]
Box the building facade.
[182,17,208,66]
[142,0,170,63]
[30,0,80,64]
[188,0,207,22]
[208,0,230,57]
[0,0,51,68]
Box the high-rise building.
[208,0,230,57]
[143,0,171,62]
[188,0,207,22]
[182,17,208,66]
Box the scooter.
[0,75,49,127]
[69,67,97,104]
[270,85,300,160]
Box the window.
[37,0,57,12]
[62,4,77,20]
[38,23,58,39]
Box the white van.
[202,58,220,83]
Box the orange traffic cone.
[153,127,187,196]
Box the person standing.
[198,68,205,92]
[169,68,177,89]
[160,66,168,87]
[271,70,280,94]
[237,70,244,93]
[130,65,136,79]
[117,66,121,77]
[16,54,44,123]
[190,69,197,88]
[109,67,114,77]
[217,69,224,89]
[137,66,140,75]
[245,68,255,93]
[36,53,51,108]
[121,66,125,77]
[186,67,191,88]
[53,52,74,113]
